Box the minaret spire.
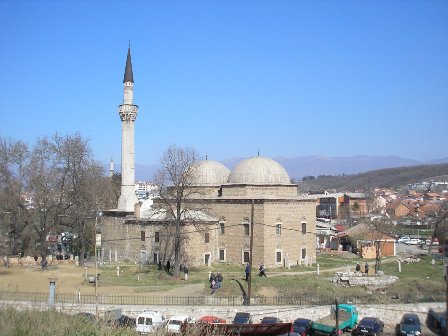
[123,44,134,84]
[117,45,139,212]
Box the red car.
[198,315,226,324]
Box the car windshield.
[359,319,375,328]
[294,319,309,327]
[169,320,182,325]
[401,324,421,333]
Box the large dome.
[227,156,290,184]
[188,160,230,186]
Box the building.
[100,48,317,267]
[102,157,317,267]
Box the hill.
[298,163,448,192]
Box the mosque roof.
[188,159,230,186]
[227,156,291,185]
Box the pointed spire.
[123,43,134,83]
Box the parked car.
[260,316,282,324]
[396,313,422,335]
[135,310,166,334]
[233,312,253,324]
[405,239,422,245]
[292,318,313,336]
[114,314,136,328]
[352,317,384,335]
[198,315,226,324]
[397,236,411,244]
[425,238,439,245]
[165,315,194,334]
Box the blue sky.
[1,0,447,166]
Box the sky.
[1,0,447,167]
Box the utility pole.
[247,199,255,306]
[335,298,340,336]
[94,215,98,320]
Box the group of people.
[355,262,369,274]
[209,272,223,294]
[245,263,267,281]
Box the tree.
[154,145,201,277]
[0,138,31,255]
[0,134,116,264]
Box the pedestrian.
[355,262,361,272]
[209,272,216,284]
[210,278,217,294]
[41,258,47,271]
[166,260,171,272]
[364,262,369,275]
[245,263,250,281]
[216,272,223,289]
[259,264,267,277]
[183,265,189,281]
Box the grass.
[0,308,138,336]
[96,253,445,304]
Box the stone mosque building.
[101,47,317,268]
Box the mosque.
[101,47,317,267]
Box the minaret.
[109,158,115,177]
[117,45,139,212]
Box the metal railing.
[0,290,444,306]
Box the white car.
[405,238,422,245]
[135,310,166,334]
[397,236,411,244]
[165,315,194,334]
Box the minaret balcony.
[118,104,138,121]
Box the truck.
[310,303,358,335]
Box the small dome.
[188,160,230,186]
[227,157,290,184]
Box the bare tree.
[0,138,31,255]
[1,134,116,265]
[154,145,201,277]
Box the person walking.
[216,272,223,289]
[259,264,267,277]
[183,265,189,281]
[210,278,217,294]
[355,262,361,273]
[245,263,250,281]
[364,262,369,275]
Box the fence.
[0,290,444,306]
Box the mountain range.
[124,155,448,181]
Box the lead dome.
[227,156,290,184]
[188,160,230,186]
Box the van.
[135,310,166,334]
[165,315,194,334]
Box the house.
[331,223,396,258]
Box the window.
[302,222,307,234]
[140,231,145,242]
[205,232,210,243]
[301,248,307,260]
[276,224,282,235]
[276,251,282,264]
[244,224,250,236]
[243,250,250,263]
[155,231,159,243]
[219,248,225,261]
[220,223,225,235]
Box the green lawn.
[96,253,445,304]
